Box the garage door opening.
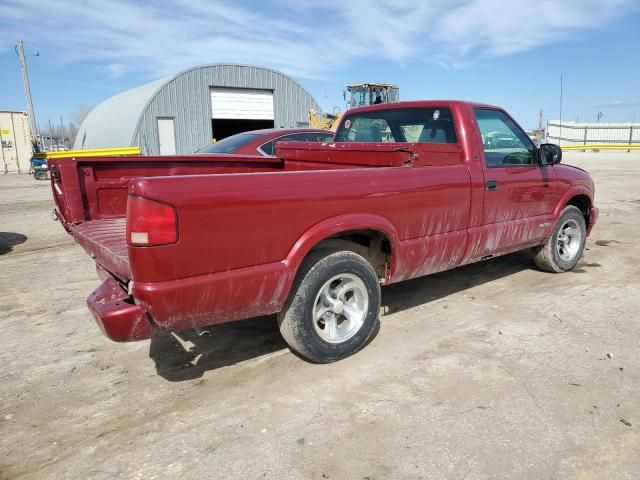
[211,87,275,141]
[211,119,274,140]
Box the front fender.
[553,185,593,218]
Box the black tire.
[533,205,586,272]
[278,249,381,363]
[34,170,48,181]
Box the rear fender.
[283,213,400,289]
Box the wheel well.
[566,195,592,227]
[310,229,392,282]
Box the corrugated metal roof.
[74,77,168,149]
[74,64,322,153]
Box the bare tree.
[67,104,94,148]
[72,104,93,126]
[40,121,69,151]
[38,105,93,151]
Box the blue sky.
[1,0,640,130]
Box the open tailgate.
[70,218,131,281]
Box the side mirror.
[539,143,562,165]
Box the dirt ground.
[1,153,639,479]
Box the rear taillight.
[126,196,178,246]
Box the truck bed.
[50,142,460,282]
[71,218,130,280]
[51,141,468,334]
[51,146,419,283]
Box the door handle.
[486,180,498,191]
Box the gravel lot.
[1,153,638,479]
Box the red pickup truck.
[50,101,597,363]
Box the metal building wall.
[133,64,321,155]
[74,78,167,150]
[0,111,32,174]
[547,120,640,146]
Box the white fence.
[547,120,640,147]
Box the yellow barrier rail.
[562,144,640,151]
[34,147,141,160]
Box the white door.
[210,88,274,120]
[157,118,176,155]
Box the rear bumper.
[87,276,154,342]
[587,206,599,236]
[132,260,291,332]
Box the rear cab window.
[335,107,457,144]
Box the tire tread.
[533,205,586,273]
[278,249,380,363]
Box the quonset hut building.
[74,64,322,155]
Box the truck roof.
[344,100,500,115]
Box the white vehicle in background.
[483,131,520,149]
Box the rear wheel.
[278,250,381,363]
[533,205,586,272]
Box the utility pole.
[559,75,563,145]
[38,122,43,151]
[15,40,38,143]
[538,110,544,142]
[48,119,54,150]
[60,115,66,150]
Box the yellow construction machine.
[309,82,399,131]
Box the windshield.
[196,133,261,154]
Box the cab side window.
[259,133,306,156]
[474,109,535,167]
[259,132,333,156]
[258,139,276,156]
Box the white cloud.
[433,0,634,58]
[0,0,635,79]
[107,63,127,78]
[596,100,640,108]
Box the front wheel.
[34,170,48,181]
[278,250,381,363]
[532,205,586,272]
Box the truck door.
[468,108,559,258]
